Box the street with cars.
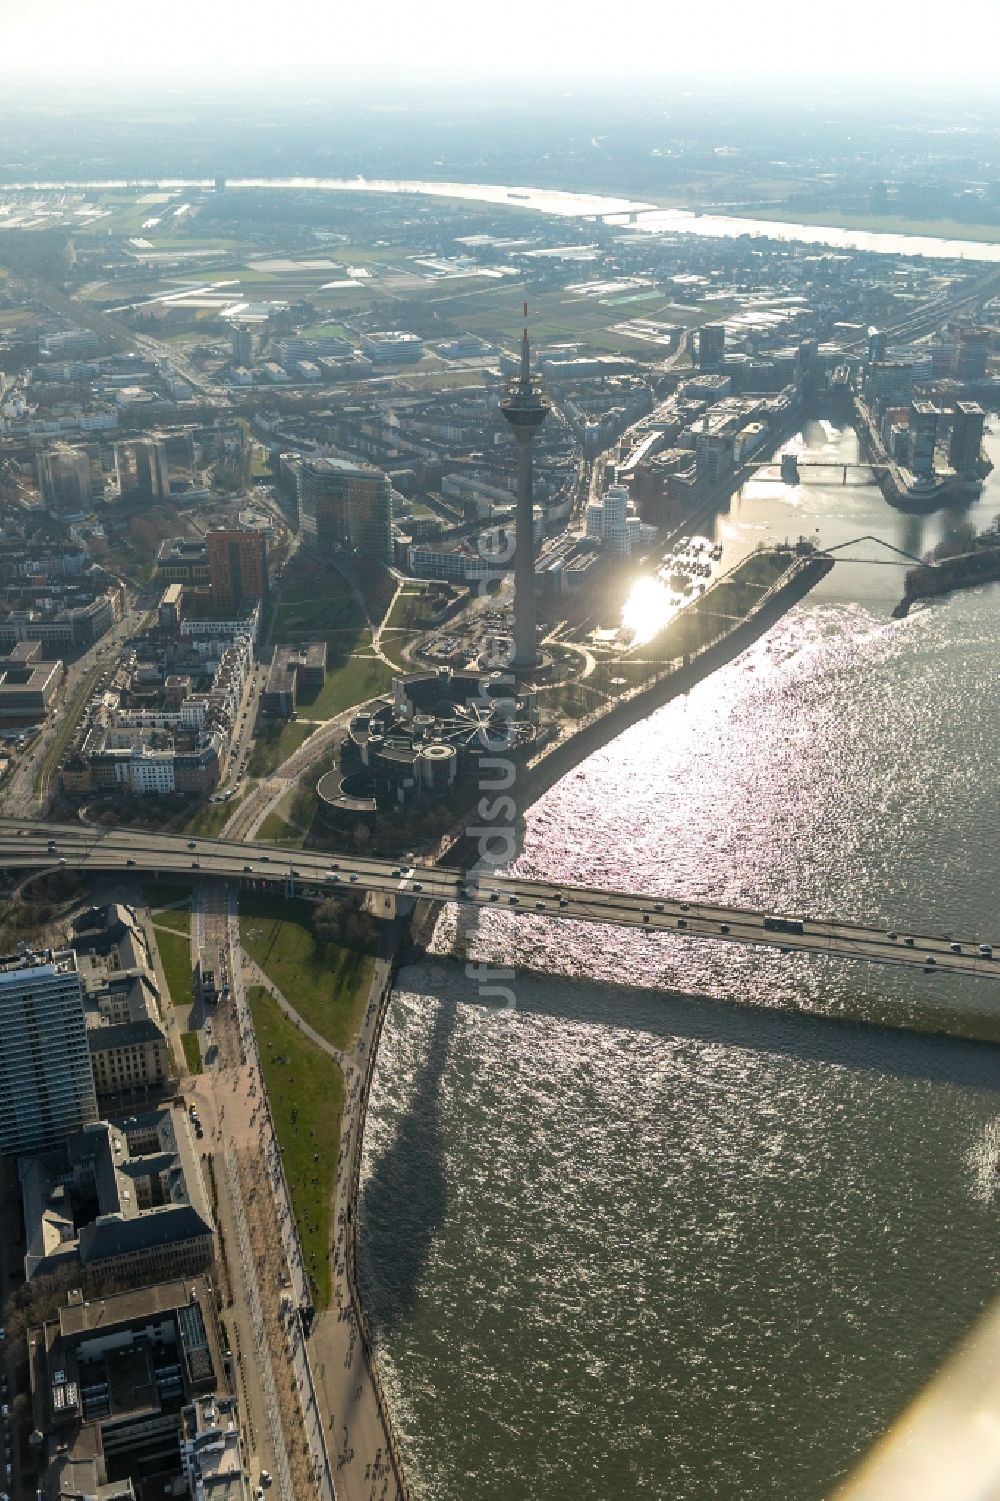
[1,817,995,981]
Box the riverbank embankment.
[521,552,832,814]
[311,938,417,1501]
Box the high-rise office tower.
[297,457,393,565]
[500,307,549,672]
[36,444,91,512]
[231,323,255,366]
[867,328,888,364]
[795,338,821,401]
[866,361,913,408]
[956,327,990,384]
[909,402,939,478]
[128,438,169,501]
[697,323,726,371]
[206,527,269,614]
[949,401,986,474]
[0,949,97,1155]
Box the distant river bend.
[3,175,1000,260]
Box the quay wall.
[343,947,416,1501]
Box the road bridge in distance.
[2,819,996,982]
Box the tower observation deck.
[500,305,550,672]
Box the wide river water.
[359,422,1000,1500]
[3,176,999,261]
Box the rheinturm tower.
[500,305,549,672]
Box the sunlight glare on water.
[619,573,678,646]
[360,439,1000,1501]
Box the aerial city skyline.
[0,32,997,1501]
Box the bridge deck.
[0,819,994,982]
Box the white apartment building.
[585,484,644,557]
[0,949,98,1154]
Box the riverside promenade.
[213,772,413,1500]
[234,917,412,1501]
[300,944,413,1501]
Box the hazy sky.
[2,0,998,83]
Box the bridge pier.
[365,890,411,921]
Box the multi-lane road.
[3,817,997,981]
[0,600,150,817]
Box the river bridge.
[3,818,995,982]
[753,455,890,485]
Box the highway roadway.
[2,818,998,981]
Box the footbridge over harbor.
[753,456,891,485]
[3,818,997,982]
[821,535,930,567]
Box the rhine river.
[359,421,1000,1501]
[3,176,1000,261]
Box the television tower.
[500,303,549,672]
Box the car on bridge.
[763,915,805,935]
